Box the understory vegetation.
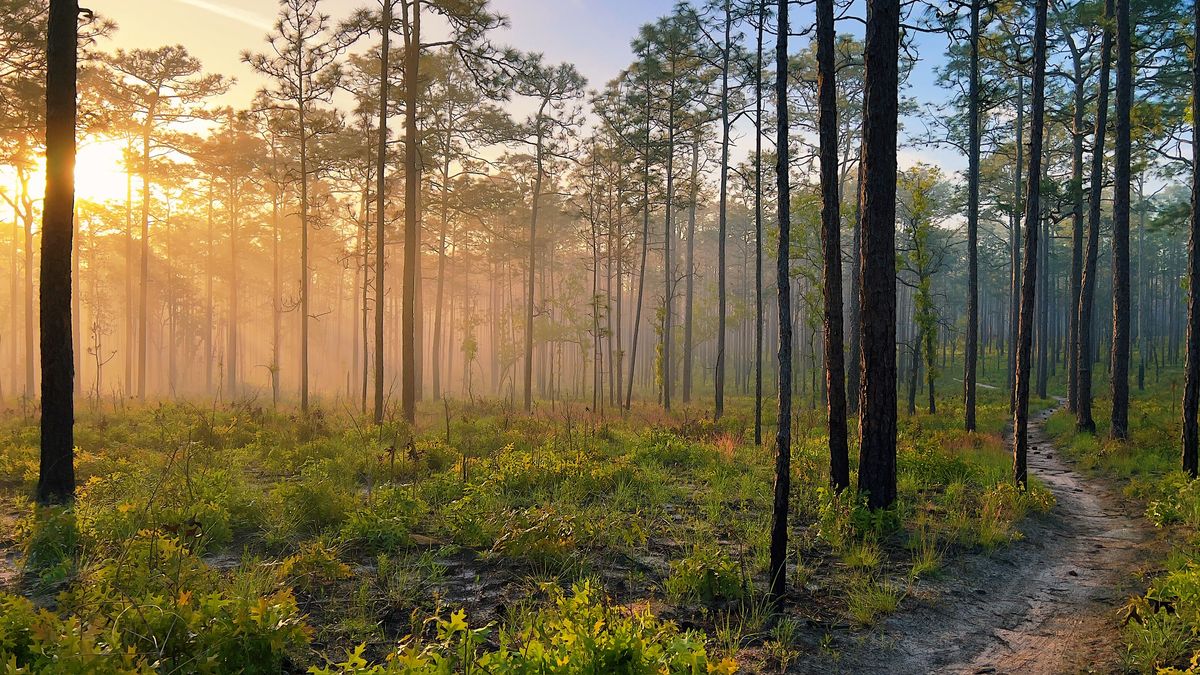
[1046,374,1200,674]
[0,384,1052,672]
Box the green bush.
[339,486,423,555]
[664,544,744,602]
[312,581,737,674]
[18,505,80,584]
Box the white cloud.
[174,0,272,31]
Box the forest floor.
[804,401,1162,675]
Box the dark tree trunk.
[1066,35,1086,413]
[769,0,793,603]
[625,80,652,410]
[715,0,732,419]
[1077,0,1112,433]
[1186,3,1199,475]
[848,160,862,414]
[1037,213,1049,399]
[754,3,764,443]
[662,76,677,412]
[964,0,980,431]
[817,0,848,491]
[1013,0,1048,488]
[524,130,544,413]
[1110,0,1131,440]
[400,0,421,423]
[374,0,391,423]
[37,0,77,505]
[856,0,900,510]
[683,140,698,404]
[1008,77,1024,409]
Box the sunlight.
[75,139,130,204]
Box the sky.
[94,0,674,104]
[89,0,965,174]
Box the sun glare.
[75,140,130,204]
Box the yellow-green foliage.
[4,532,310,674]
[0,385,1055,670]
[311,581,737,674]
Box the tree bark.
[1066,33,1086,413]
[523,117,545,413]
[1008,76,1024,409]
[37,0,77,505]
[683,139,698,404]
[714,0,732,419]
[856,0,900,510]
[769,0,793,603]
[753,2,765,443]
[1185,0,1200,475]
[1013,0,1049,488]
[1076,0,1112,433]
[964,0,980,431]
[374,0,391,423]
[1110,0,1131,440]
[400,0,421,423]
[817,0,848,491]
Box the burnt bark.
[964,0,980,431]
[1013,0,1048,488]
[37,0,77,505]
[1109,0,1131,440]
[1076,0,1112,433]
[769,0,793,603]
[1185,0,1200,477]
[856,0,900,510]
[817,0,848,491]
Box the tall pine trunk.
[1013,0,1049,488]
[753,3,765,443]
[714,0,732,419]
[374,0,391,423]
[37,0,77,505]
[1008,77,1024,409]
[857,0,901,510]
[400,0,421,422]
[817,0,848,491]
[1110,0,1132,440]
[769,0,793,603]
[1066,37,1086,413]
[1183,0,1200,476]
[1076,0,1112,433]
[964,0,980,431]
[683,140,698,403]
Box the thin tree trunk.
[1008,77,1024,407]
[1076,0,1112,433]
[769,0,793,603]
[714,0,732,418]
[1013,0,1049,488]
[1066,34,1086,413]
[964,0,980,430]
[400,0,420,423]
[683,139,698,403]
[754,2,765,442]
[817,0,848,490]
[524,125,545,412]
[1110,0,1131,440]
[374,0,391,423]
[1185,8,1200,474]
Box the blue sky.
[95,0,965,174]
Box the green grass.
[0,382,1054,672]
[1044,371,1200,673]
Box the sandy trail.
[798,403,1157,674]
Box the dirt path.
[798,403,1159,674]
